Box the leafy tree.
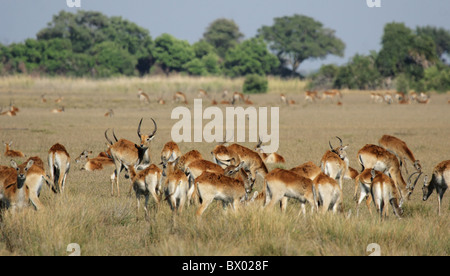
[90,41,136,77]
[258,14,345,77]
[243,74,268,94]
[334,53,382,90]
[223,38,279,77]
[203,18,244,58]
[416,26,450,62]
[153,33,194,75]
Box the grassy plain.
[0,76,449,256]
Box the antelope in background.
[254,138,285,164]
[3,141,25,158]
[48,143,71,194]
[322,89,342,102]
[378,134,422,174]
[104,109,114,118]
[0,107,17,116]
[51,106,65,113]
[422,160,449,215]
[0,159,34,212]
[305,91,320,103]
[173,91,188,104]
[194,162,254,217]
[137,88,150,104]
[106,118,157,196]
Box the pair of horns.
[329,136,343,150]
[137,118,157,138]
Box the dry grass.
[0,76,449,256]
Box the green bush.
[243,74,268,94]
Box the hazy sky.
[1,0,449,72]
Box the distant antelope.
[137,88,150,104]
[232,92,245,104]
[51,106,65,113]
[104,109,114,117]
[197,89,208,98]
[313,172,343,214]
[23,156,57,210]
[54,95,64,103]
[244,95,253,105]
[161,158,189,213]
[264,168,318,215]
[305,91,319,103]
[322,89,342,102]
[194,164,254,217]
[128,164,163,219]
[416,98,430,104]
[160,141,181,166]
[357,144,421,201]
[0,107,16,116]
[378,134,421,175]
[41,94,47,103]
[3,141,25,158]
[370,92,384,103]
[0,159,34,212]
[75,150,114,172]
[320,137,349,189]
[280,94,287,105]
[422,160,450,215]
[9,101,19,113]
[48,143,70,193]
[254,138,285,164]
[173,91,188,104]
[106,118,157,196]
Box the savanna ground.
[0,75,449,256]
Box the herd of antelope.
[1,112,448,221]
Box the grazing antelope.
[197,89,208,98]
[22,156,56,210]
[3,141,25,158]
[104,109,114,117]
[107,118,157,196]
[232,92,245,104]
[320,137,349,189]
[370,92,384,104]
[422,160,450,215]
[254,138,285,164]
[161,158,189,213]
[378,134,421,174]
[0,159,34,212]
[313,172,343,214]
[194,164,254,217]
[383,92,393,104]
[48,143,70,194]
[264,168,318,215]
[173,91,188,104]
[160,141,181,166]
[51,106,65,113]
[128,164,163,219]
[357,144,420,201]
[305,91,319,103]
[290,161,321,181]
[185,159,224,202]
[0,107,16,116]
[322,90,342,102]
[176,150,203,173]
[137,88,150,104]
[211,143,268,183]
[75,150,114,171]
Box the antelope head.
[329,136,349,161]
[137,118,157,149]
[11,159,34,189]
[421,175,432,202]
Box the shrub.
[243,74,268,94]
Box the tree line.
[0,10,449,93]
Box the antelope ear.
[10,160,18,169]
[26,160,34,169]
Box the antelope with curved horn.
[422,160,450,215]
[48,143,71,194]
[194,162,254,217]
[357,144,421,202]
[107,118,157,197]
[320,137,349,189]
[3,141,25,158]
[378,134,421,175]
[0,159,34,212]
[264,168,318,215]
[254,138,285,164]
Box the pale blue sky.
[1,0,449,72]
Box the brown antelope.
[51,106,65,113]
[41,94,47,103]
[244,96,253,105]
[137,88,150,104]
[370,92,384,104]
[75,150,114,171]
[194,164,254,217]
[9,101,19,113]
[104,109,114,117]
[422,160,450,215]
[127,164,163,219]
[3,141,25,158]
[106,118,157,196]
[416,97,430,104]
[280,94,287,105]
[185,159,225,202]
[313,172,343,214]
[0,159,34,212]
[161,158,189,213]
[232,92,245,104]
[211,143,268,183]
[357,144,421,201]
[22,156,56,210]
[383,92,393,104]
[197,89,208,98]
[160,141,181,166]
[254,138,285,164]
[305,91,319,103]
[264,168,318,215]
[0,107,16,116]
[48,143,70,194]
[320,137,349,189]
[54,95,64,103]
[173,91,188,104]
[323,89,342,102]
[176,149,203,173]
[378,134,421,174]
[290,161,322,181]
